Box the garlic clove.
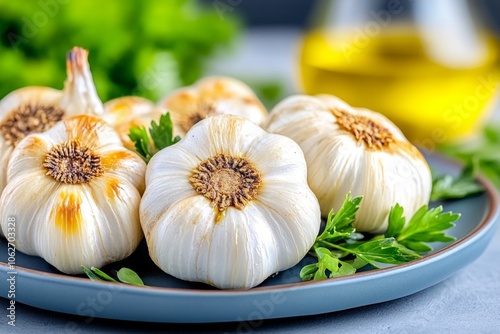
[158,76,268,137]
[144,195,220,281]
[266,95,432,234]
[29,183,141,274]
[5,134,51,182]
[0,115,146,273]
[254,182,320,267]
[81,176,143,259]
[202,204,279,289]
[0,169,59,255]
[100,150,148,194]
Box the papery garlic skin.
[140,115,320,289]
[266,95,432,234]
[0,47,103,195]
[102,96,163,150]
[60,47,104,116]
[158,77,268,136]
[0,115,146,273]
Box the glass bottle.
[299,0,500,144]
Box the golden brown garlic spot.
[53,190,82,234]
[0,104,65,146]
[43,140,103,184]
[332,108,394,149]
[190,154,261,218]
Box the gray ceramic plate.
[0,154,498,323]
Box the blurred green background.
[0,0,239,101]
[2,0,500,186]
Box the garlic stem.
[61,47,104,115]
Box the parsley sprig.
[300,194,460,281]
[128,112,181,163]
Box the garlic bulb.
[0,115,146,274]
[266,95,432,234]
[102,96,163,150]
[140,114,320,289]
[158,76,267,136]
[0,47,103,194]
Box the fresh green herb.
[342,238,420,266]
[129,126,153,162]
[90,267,118,282]
[300,247,356,281]
[315,194,360,244]
[129,112,181,163]
[431,164,484,201]
[300,194,460,281]
[117,268,144,286]
[439,122,500,189]
[82,266,145,286]
[82,266,102,282]
[149,112,181,151]
[385,204,459,253]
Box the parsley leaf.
[82,266,102,282]
[431,164,484,201]
[128,126,153,162]
[90,267,118,282]
[316,193,360,244]
[385,203,405,237]
[117,268,144,286]
[149,112,181,151]
[128,112,180,163]
[342,238,420,267]
[385,205,460,253]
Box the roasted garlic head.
[266,95,432,233]
[140,115,320,289]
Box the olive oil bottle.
[299,1,500,144]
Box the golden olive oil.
[299,29,500,144]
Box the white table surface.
[2,28,500,334]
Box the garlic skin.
[266,95,432,234]
[158,76,268,136]
[0,115,146,274]
[140,115,320,289]
[102,96,162,150]
[60,47,104,116]
[0,47,103,195]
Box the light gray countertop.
[2,28,500,334]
